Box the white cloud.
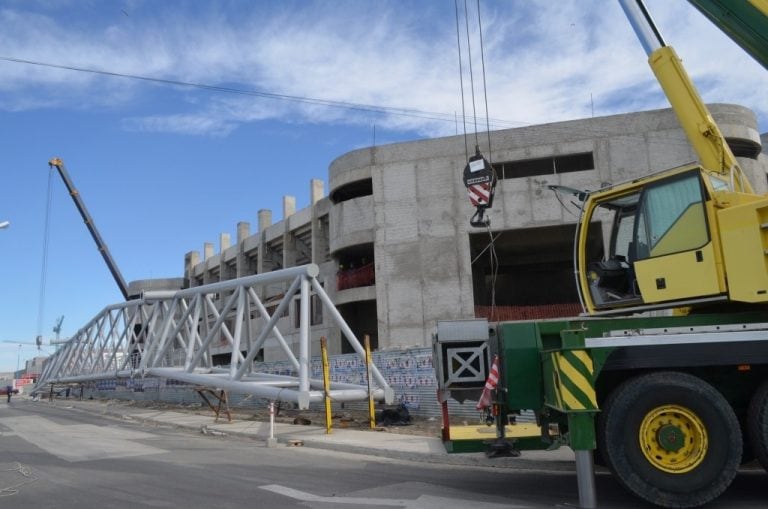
[0,1,765,137]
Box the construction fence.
[77,347,503,421]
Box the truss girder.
[34,264,394,409]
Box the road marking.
[0,416,166,462]
[260,484,529,508]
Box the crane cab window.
[636,172,708,258]
[585,192,642,307]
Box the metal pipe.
[143,264,319,300]
[312,278,393,403]
[575,450,597,509]
[299,275,310,395]
[184,291,240,372]
[234,276,302,380]
[247,287,300,372]
[230,288,246,379]
[618,0,665,55]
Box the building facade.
[185,104,767,362]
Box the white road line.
[0,416,166,462]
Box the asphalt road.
[0,400,765,508]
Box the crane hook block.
[462,149,496,227]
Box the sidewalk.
[50,398,576,472]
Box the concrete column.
[310,178,328,264]
[203,242,214,261]
[236,222,250,278]
[202,242,215,285]
[220,233,231,252]
[237,222,250,243]
[219,233,231,282]
[283,195,296,219]
[258,209,272,233]
[257,210,272,279]
[184,250,201,287]
[310,179,324,206]
[283,232,297,268]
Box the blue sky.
[1,0,766,372]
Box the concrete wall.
[185,104,767,356]
[328,104,767,349]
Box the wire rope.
[0,55,722,156]
[463,0,480,149]
[454,0,470,159]
[476,0,495,170]
[36,167,54,340]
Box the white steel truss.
[34,265,393,409]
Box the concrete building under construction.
[184,104,767,362]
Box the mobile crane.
[442,1,768,507]
[48,158,131,300]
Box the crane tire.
[597,371,741,508]
[747,380,768,472]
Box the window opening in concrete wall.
[246,253,258,275]
[725,137,761,159]
[335,244,375,290]
[330,178,373,204]
[223,261,237,280]
[265,298,289,319]
[338,300,378,353]
[469,224,603,320]
[293,292,323,328]
[497,152,594,179]
[212,350,263,367]
[317,215,332,262]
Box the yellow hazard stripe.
[560,383,586,410]
[559,355,596,406]
[551,371,564,409]
[556,351,597,410]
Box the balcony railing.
[337,262,375,291]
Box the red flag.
[476,355,500,410]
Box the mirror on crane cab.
[576,163,732,315]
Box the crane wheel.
[597,371,741,508]
[747,380,768,472]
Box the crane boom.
[48,158,130,300]
[618,0,752,193]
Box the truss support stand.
[321,337,332,434]
[575,450,597,509]
[266,400,278,448]
[196,387,232,422]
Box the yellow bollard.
[364,334,376,429]
[320,337,332,434]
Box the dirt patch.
[97,398,488,438]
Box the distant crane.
[52,315,65,344]
[47,158,130,300]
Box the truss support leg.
[196,387,232,423]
